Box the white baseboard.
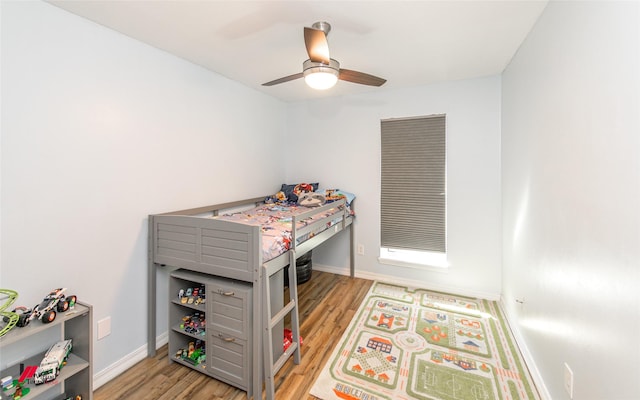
[312,263,350,276]
[313,263,501,301]
[93,332,168,390]
[499,301,551,400]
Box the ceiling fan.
[262,21,387,90]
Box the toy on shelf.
[2,374,31,400]
[178,285,205,306]
[34,339,73,385]
[18,365,37,386]
[0,289,19,337]
[1,363,38,398]
[8,382,30,399]
[27,288,77,325]
[1,376,13,390]
[180,312,206,336]
[175,340,206,366]
[4,288,78,329]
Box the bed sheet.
[211,203,347,261]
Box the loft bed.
[147,192,355,400]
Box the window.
[379,114,447,269]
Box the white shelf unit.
[0,302,93,400]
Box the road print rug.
[310,282,540,400]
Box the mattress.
[211,203,349,261]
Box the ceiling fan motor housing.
[303,58,340,75]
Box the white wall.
[501,1,640,399]
[1,1,286,375]
[285,76,503,298]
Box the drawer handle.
[218,333,235,342]
[219,290,235,296]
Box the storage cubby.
[169,269,252,393]
[0,302,92,400]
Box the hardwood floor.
[94,271,373,400]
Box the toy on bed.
[265,192,286,205]
[297,192,326,207]
[323,189,345,203]
[265,182,319,205]
[317,188,356,209]
[265,183,356,215]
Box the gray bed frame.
[147,196,354,399]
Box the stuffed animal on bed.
[293,183,324,206]
[275,191,287,202]
[297,192,326,207]
[292,183,315,198]
[265,191,288,204]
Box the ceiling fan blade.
[262,72,304,86]
[304,27,330,64]
[339,69,387,87]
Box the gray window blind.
[380,114,446,253]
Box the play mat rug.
[310,282,540,400]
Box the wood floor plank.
[94,271,372,400]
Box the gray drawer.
[208,279,251,339]
[208,330,249,390]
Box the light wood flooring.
[94,271,373,400]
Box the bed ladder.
[261,249,302,400]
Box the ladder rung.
[273,342,299,374]
[269,299,296,329]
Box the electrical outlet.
[97,316,111,340]
[357,244,365,255]
[564,362,574,399]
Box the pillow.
[281,182,319,202]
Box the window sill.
[378,248,448,273]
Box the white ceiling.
[48,0,548,102]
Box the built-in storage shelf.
[170,298,205,313]
[169,269,252,394]
[0,302,93,400]
[170,324,206,340]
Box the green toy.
[8,381,30,399]
[0,289,19,337]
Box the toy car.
[17,288,77,326]
[34,339,72,384]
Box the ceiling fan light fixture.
[305,70,338,90]
[303,59,340,90]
